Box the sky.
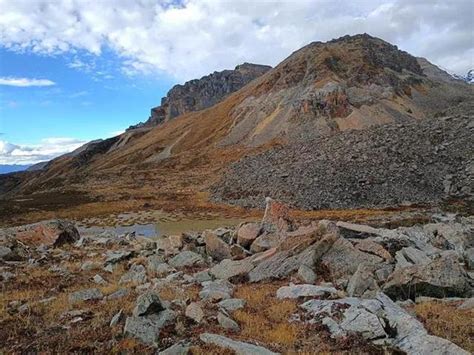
[0,0,472,165]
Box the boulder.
[124,315,161,346]
[261,197,292,233]
[354,239,393,262]
[464,247,474,270]
[124,310,176,347]
[300,293,469,354]
[193,270,213,282]
[106,288,130,301]
[203,230,232,261]
[168,251,204,268]
[119,264,148,285]
[217,312,240,331]
[199,333,278,355]
[199,280,234,301]
[383,252,471,300]
[319,237,383,279]
[156,235,183,255]
[69,288,103,303]
[346,264,379,297]
[250,233,280,253]
[297,264,317,284]
[133,292,164,317]
[185,302,204,323]
[230,244,249,260]
[209,258,254,280]
[93,274,107,285]
[237,222,261,248]
[147,256,173,276]
[401,247,431,265]
[104,250,133,265]
[9,220,80,247]
[248,243,316,282]
[276,283,337,299]
[218,298,246,312]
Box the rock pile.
[1,199,472,353]
[212,114,473,209]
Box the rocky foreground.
[1,198,473,353]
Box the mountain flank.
[0,34,472,224]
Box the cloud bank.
[0,77,56,87]
[0,0,472,81]
[0,138,86,164]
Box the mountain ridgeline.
[1,34,472,217]
[129,63,271,130]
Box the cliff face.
[129,63,271,129]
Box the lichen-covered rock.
[383,252,471,299]
[69,288,103,303]
[301,293,469,354]
[168,251,204,268]
[133,292,164,317]
[209,258,254,280]
[199,280,234,301]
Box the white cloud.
[0,77,56,87]
[0,0,472,81]
[0,137,86,164]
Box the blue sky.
[0,0,472,164]
[0,47,172,146]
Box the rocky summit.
[128,62,271,130]
[1,198,473,353]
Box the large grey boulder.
[301,293,469,354]
[217,312,240,332]
[297,264,317,284]
[133,292,164,317]
[105,250,133,265]
[124,309,176,347]
[465,247,474,270]
[199,280,234,301]
[276,283,337,299]
[218,298,246,312]
[209,258,254,280]
[69,288,103,303]
[383,252,471,300]
[168,251,204,268]
[319,237,383,279]
[199,333,279,355]
[346,264,379,297]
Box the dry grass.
[413,301,474,352]
[233,283,302,349]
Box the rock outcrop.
[129,63,271,129]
